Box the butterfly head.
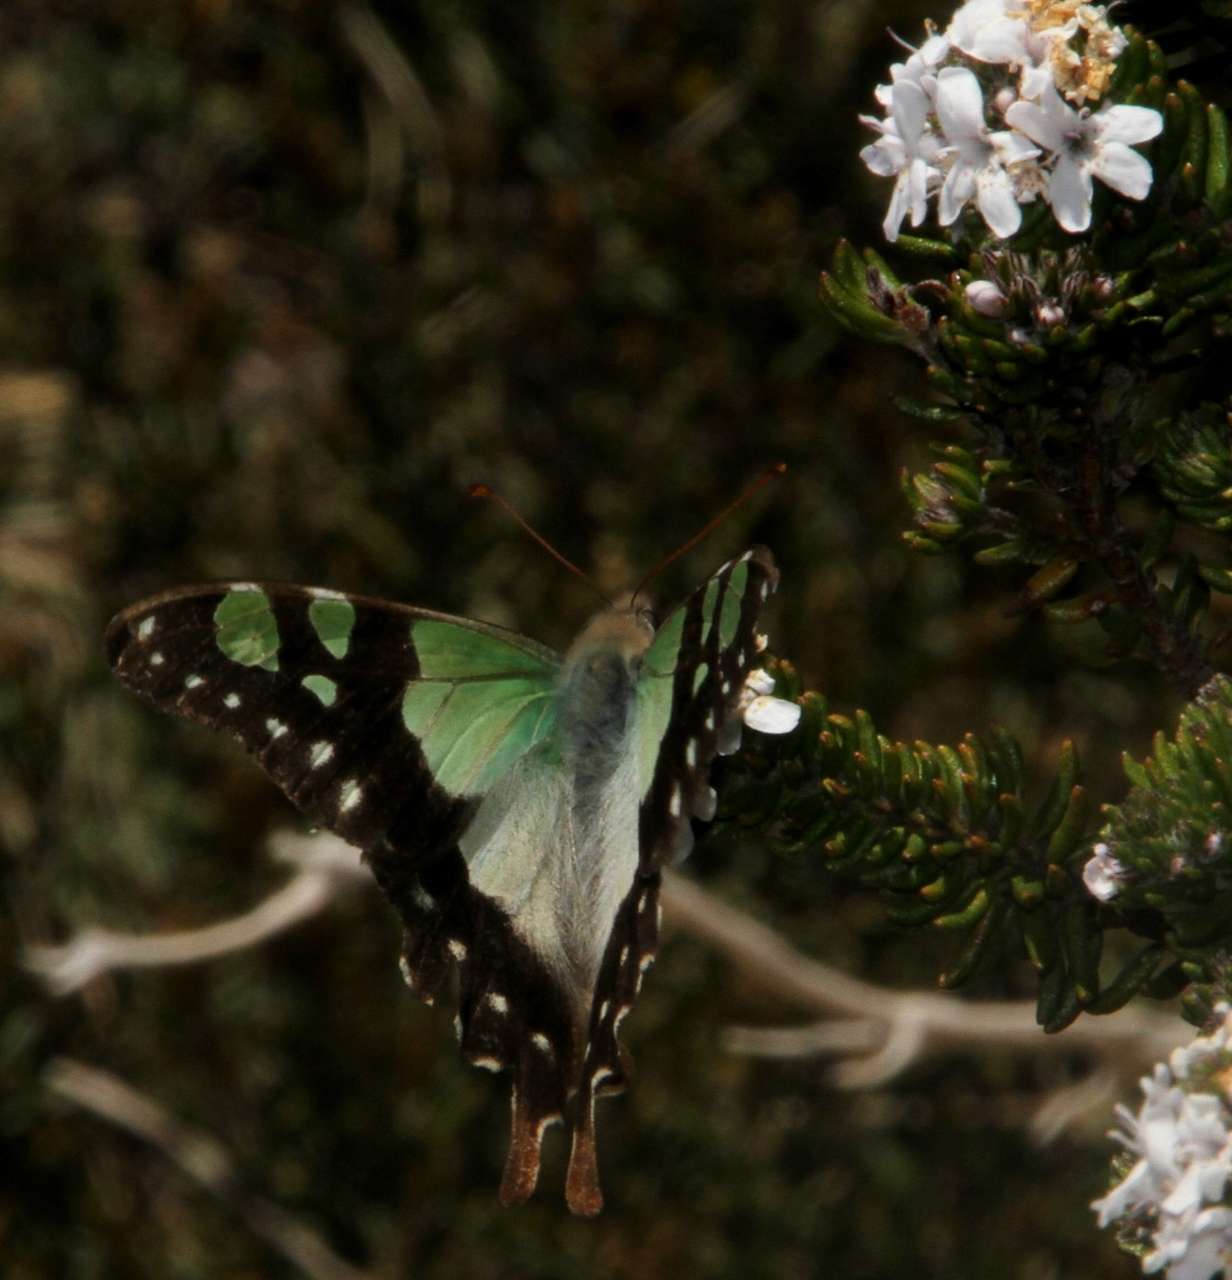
[565,602,655,674]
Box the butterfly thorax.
[557,608,654,783]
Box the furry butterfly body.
[106,547,780,1213]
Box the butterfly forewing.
[106,584,559,857]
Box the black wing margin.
[637,545,780,868]
[106,583,476,860]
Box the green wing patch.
[405,618,558,796]
[213,587,280,671]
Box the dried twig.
[339,3,451,224]
[28,829,1188,1105]
[24,839,362,995]
[661,871,1188,1087]
[46,1057,373,1280]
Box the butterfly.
[105,545,787,1214]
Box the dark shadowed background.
[1,2,1181,1276]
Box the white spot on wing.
[668,788,682,817]
[309,741,334,769]
[266,718,287,739]
[398,955,413,987]
[447,938,468,962]
[531,1032,553,1055]
[137,616,157,640]
[486,992,509,1014]
[471,1055,502,1073]
[639,953,655,972]
[185,675,204,690]
[686,741,698,768]
[339,779,362,812]
[755,631,769,652]
[619,946,629,967]
[412,884,435,911]
[599,1000,610,1021]
[224,693,241,709]
[696,785,717,822]
[150,652,165,666]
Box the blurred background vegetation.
[1,1,1217,1276]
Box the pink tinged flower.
[860,79,941,242]
[1082,841,1124,901]
[1005,81,1164,233]
[965,280,1007,316]
[933,67,1038,238]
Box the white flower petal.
[907,156,932,226]
[1048,154,1093,233]
[891,78,932,147]
[1082,844,1125,901]
[935,67,988,142]
[990,128,1039,165]
[743,695,801,735]
[861,138,905,178]
[965,18,1032,64]
[976,168,1023,238]
[1096,104,1164,147]
[1090,141,1154,201]
[744,668,776,696]
[938,160,976,226]
[1017,63,1053,101]
[882,176,912,241]
[1004,98,1065,151]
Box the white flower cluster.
[1093,1006,1232,1278]
[860,0,1164,242]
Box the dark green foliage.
[726,662,1138,1032]
[1100,676,1232,963]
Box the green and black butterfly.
[106,546,783,1214]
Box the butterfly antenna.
[631,462,786,607]
[469,484,612,607]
